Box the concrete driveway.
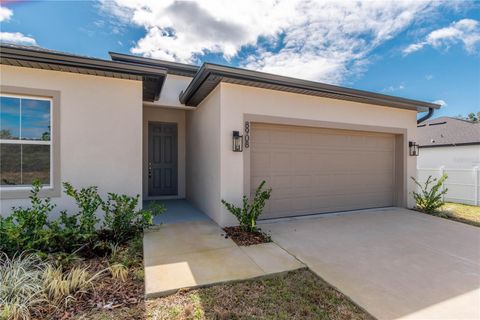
[260,208,480,320]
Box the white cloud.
[0,6,12,22]
[0,32,37,46]
[383,84,406,92]
[100,0,456,83]
[404,19,480,55]
[425,74,434,80]
[432,99,447,107]
[0,6,37,46]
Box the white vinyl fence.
[417,167,480,206]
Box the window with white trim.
[0,94,52,188]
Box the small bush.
[49,183,103,253]
[1,182,164,258]
[411,174,448,214]
[63,182,101,240]
[0,252,46,320]
[107,236,143,268]
[0,180,55,256]
[101,193,165,244]
[221,180,272,232]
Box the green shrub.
[0,180,55,256]
[63,182,101,238]
[48,183,103,253]
[411,174,448,214]
[221,180,272,232]
[47,211,85,254]
[101,193,164,244]
[108,235,144,268]
[1,182,165,257]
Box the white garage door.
[250,123,396,219]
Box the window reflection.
[0,95,52,187]
[22,145,50,185]
[0,144,21,185]
[22,99,51,141]
[0,97,20,139]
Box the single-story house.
[417,116,480,205]
[417,117,480,169]
[0,43,441,226]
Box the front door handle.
[148,162,152,178]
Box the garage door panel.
[251,151,270,174]
[292,175,313,188]
[251,123,395,219]
[271,152,292,171]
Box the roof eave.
[1,45,167,102]
[179,63,441,111]
[109,52,199,77]
[420,142,480,148]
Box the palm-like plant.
[221,180,272,232]
[411,174,448,214]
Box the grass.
[142,269,372,320]
[440,202,480,227]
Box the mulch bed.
[31,258,145,320]
[222,226,271,246]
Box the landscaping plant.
[42,264,104,307]
[0,181,159,319]
[108,263,129,282]
[49,183,102,253]
[101,193,165,244]
[411,174,448,214]
[0,252,46,320]
[63,182,101,239]
[221,180,272,232]
[1,181,164,257]
[0,180,56,256]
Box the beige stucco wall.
[185,86,222,222]
[0,65,143,217]
[143,106,186,199]
[218,83,418,226]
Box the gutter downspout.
[417,107,434,124]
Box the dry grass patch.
[441,202,480,227]
[146,269,373,320]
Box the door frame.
[147,121,178,197]
[243,114,407,208]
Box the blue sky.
[1,0,479,119]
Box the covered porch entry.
[143,105,186,201]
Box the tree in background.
[468,112,478,122]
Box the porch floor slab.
[145,199,211,225]
[143,220,304,298]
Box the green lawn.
[440,202,480,227]
[141,269,371,320]
[81,269,372,320]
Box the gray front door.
[148,122,178,196]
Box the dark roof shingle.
[417,117,480,147]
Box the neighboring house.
[0,44,440,226]
[417,117,480,205]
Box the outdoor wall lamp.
[409,141,419,156]
[232,131,243,152]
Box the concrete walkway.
[260,207,480,320]
[143,220,304,298]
